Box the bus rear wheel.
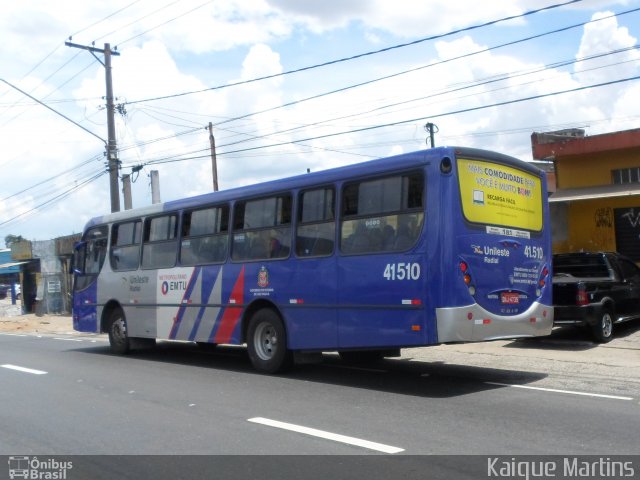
[107,308,130,354]
[247,309,292,373]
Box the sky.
[1,0,640,246]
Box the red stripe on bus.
[213,266,245,344]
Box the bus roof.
[84,146,538,230]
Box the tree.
[4,234,25,248]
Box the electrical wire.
[115,0,214,47]
[123,0,584,105]
[203,8,640,139]
[0,170,107,229]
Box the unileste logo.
[257,266,269,288]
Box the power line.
[92,0,183,44]
[190,42,640,155]
[0,170,107,229]
[123,0,583,105]
[204,7,640,138]
[115,0,213,47]
[1,155,103,202]
[214,73,640,158]
[69,0,144,40]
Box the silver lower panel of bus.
[435,301,553,343]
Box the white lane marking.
[0,333,27,337]
[1,364,48,375]
[53,337,83,342]
[485,382,634,401]
[248,417,404,454]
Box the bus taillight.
[459,261,475,294]
[536,264,550,296]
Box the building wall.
[555,149,640,189]
[543,130,640,256]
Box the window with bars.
[612,167,640,185]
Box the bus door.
[72,226,108,332]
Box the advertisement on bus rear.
[457,158,543,233]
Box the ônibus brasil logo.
[8,456,73,479]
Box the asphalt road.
[1,332,639,446]
[0,330,640,480]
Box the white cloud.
[2,1,640,245]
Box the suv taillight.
[576,286,589,306]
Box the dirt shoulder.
[0,312,76,335]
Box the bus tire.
[247,309,292,373]
[591,309,614,343]
[107,308,130,354]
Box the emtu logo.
[161,281,169,295]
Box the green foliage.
[4,234,25,247]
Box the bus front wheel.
[108,308,130,354]
[247,309,292,373]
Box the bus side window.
[296,187,335,257]
[232,195,292,261]
[340,172,424,254]
[110,220,142,271]
[142,214,178,269]
[180,205,229,265]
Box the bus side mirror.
[72,241,87,275]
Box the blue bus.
[72,147,553,372]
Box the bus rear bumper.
[435,302,553,343]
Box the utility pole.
[208,122,219,191]
[150,170,161,204]
[425,122,438,148]
[122,174,132,210]
[65,41,121,212]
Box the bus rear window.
[457,158,543,232]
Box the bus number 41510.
[384,262,421,281]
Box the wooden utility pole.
[208,122,219,191]
[65,41,121,212]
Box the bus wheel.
[591,309,614,343]
[247,309,292,373]
[108,308,130,354]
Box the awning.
[549,184,640,203]
[0,261,29,270]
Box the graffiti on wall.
[591,207,614,249]
[594,207,613,228]
[614,207,640,261]
[621,208,640,228]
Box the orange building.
[531,128,640,259]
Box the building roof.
[531,128,640,160]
